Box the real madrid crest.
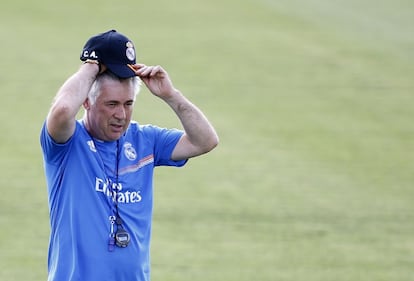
[123,142,137,161]
[125,41,135,62]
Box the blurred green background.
[1,0,413,280]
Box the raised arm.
[128,64,219,160]
[163,90,219,160]
[46,63,99,143]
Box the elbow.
[211,133,220,150]
[48,107,70,127]
[47,101,76,130]
[50,103,69,118]
[204,133,219,153]
[49,100,76,121]
[173,132,219,160]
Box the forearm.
[128,63,219,158]
[165,90,219,158]
[47,63,99,142]
[51,63,98,116]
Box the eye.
[106,101,118,108]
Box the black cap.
[80,30,136,78]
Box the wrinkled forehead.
[98,77,136,102]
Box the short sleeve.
[141,125,188,167]
[40,121,76,165]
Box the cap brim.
[106,64,136,78]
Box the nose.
[114,105,126,120]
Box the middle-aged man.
[40,29,219,281]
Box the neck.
[82,114,94,137]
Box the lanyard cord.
[109,140,124,226]
[114,140,122,223]
[88,138,124,228]
[82,121,129,250]
[91,138,121,218]
[92,139,128,250]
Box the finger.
[127,63,146,72]
[136,66,155,77]
[139,65,164,78]
[150,65,163,77]
[128,64,146,77]
[127,64,137,73]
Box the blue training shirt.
[40,120,187,281]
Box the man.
[40,30,218,281]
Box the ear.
[83,99,91,110]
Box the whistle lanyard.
[108,140,121,251]
[89,137,130,251]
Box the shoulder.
[40,120,90,163]
[41,120,84,147]
[126,121,168,137]
[124,121,184,148]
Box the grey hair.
[87,71,141,105]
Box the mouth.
[110,124,124,132]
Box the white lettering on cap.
[83,50,98,59]
[89,51,98,59]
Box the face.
[84,78,135,141]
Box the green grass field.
[1,0,413,280]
